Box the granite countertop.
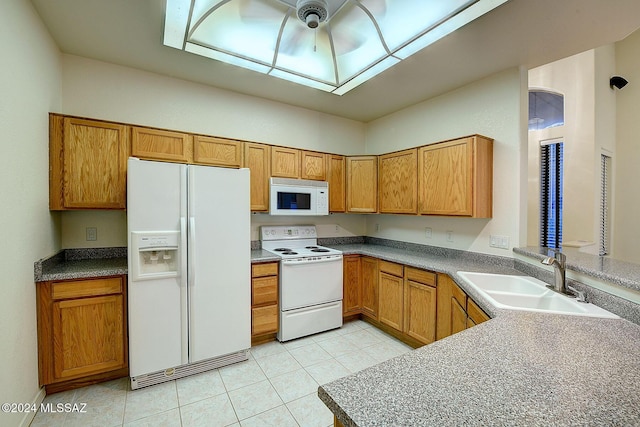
[319,312,640,426]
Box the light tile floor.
[30,320,412,427]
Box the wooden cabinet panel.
[252,276,278,306]
[404,279,437,345]
[301,151,326,181]
[193,135,242,168]
[53,295,125,380]
[346,156,377,213]
[251,262,279,339]
[360,257,379,319]
[451,281,467,311]
[52,116,129,209]
[379,260,404,277]
[252,306,278,335]
[378,272,404,331]
[436,274,454,340]
[252,262,278,277]
[405,267,436,287]
[271,146,300,178]
[37,275,128,392]
[379,149,418,214]
[418,136,493,217]
[131,127,192,163]
[243,142,271,211]
[467,298,490,325]
[451,297,468,335]
[52,278,122,300]
[343,255,362,316]
[327,155,346,212]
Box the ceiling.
[30,0,640,122]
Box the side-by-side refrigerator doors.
[188,165,251,363]
[128,158,188,377]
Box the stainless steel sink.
[457,272,619,319]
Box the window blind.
[599,154,612,256]
[540,142,563,248]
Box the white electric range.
[260,225,343,341]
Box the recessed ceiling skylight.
[164,0,509,95]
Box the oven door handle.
[281,256,342,265]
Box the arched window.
[529,90,564,131]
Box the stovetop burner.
[310,248,330,252]
[281,251,298,255]
[274,248,291,252]
[305,246,319,249]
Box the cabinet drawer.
[52,278,123,300]
[252,276,278,306]
[405,267,436,286]
[379,260,403,277]
[252,262,278,278]
[451,281,467,310]
[252,305,278,335]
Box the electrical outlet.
[375,223,380,232]
[86,227,97,241]
[446,230,454,242]
[335,225,339,233]
[425,227,432,238]
[489,235,510,249]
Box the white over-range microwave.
[269,177,329,216]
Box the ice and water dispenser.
[130,231,180,281]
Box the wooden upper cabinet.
[131,126,192,163]
[379,148,418,214]
[327,155,346,213]
[346,156,378,213]
[271,146,300,178]
[50,115,129,210]
[418,135,493,217]
[243,142,271,212]
[193,135,242,168]
[301,151,326,181]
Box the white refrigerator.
[127,157,250,389]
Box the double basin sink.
[457,272,619,319]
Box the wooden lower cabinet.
[378,262,404,331]
[437,273,490,339]
[360,257,379,319]
[403,267,437,345]
[36,276,128,393]
[251,262,279,343]
[343,255,362,316]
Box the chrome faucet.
[541,251,566,294]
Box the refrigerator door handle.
[189,216,196,288]
[180,217,188,287]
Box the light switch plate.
[490,234,510,249]
[86,227,97,241]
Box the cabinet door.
[271,146,300,178]
[361,257,379,319]
[59,117,129,209]
[193,135,242,168]
[343,255,361,316]
[450,297,468,335]
[418,138,473,216]
[379,149,417,214]
[404,280,437,345]
[243,142,271,211]
[301,151,326,181]
[327,155,346,212]
[131,126,192,163]
[52,294,125,380]
[378,272,404,331]
[346,156,378,213]
[467,298,490,326]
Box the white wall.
[614,28,640,263]
[364,68,525,256]
[0,1,62,426]
[59,55,367,248]
[527,50,598,248]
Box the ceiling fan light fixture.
[296,0,329,29]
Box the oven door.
[280,255,343,310]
